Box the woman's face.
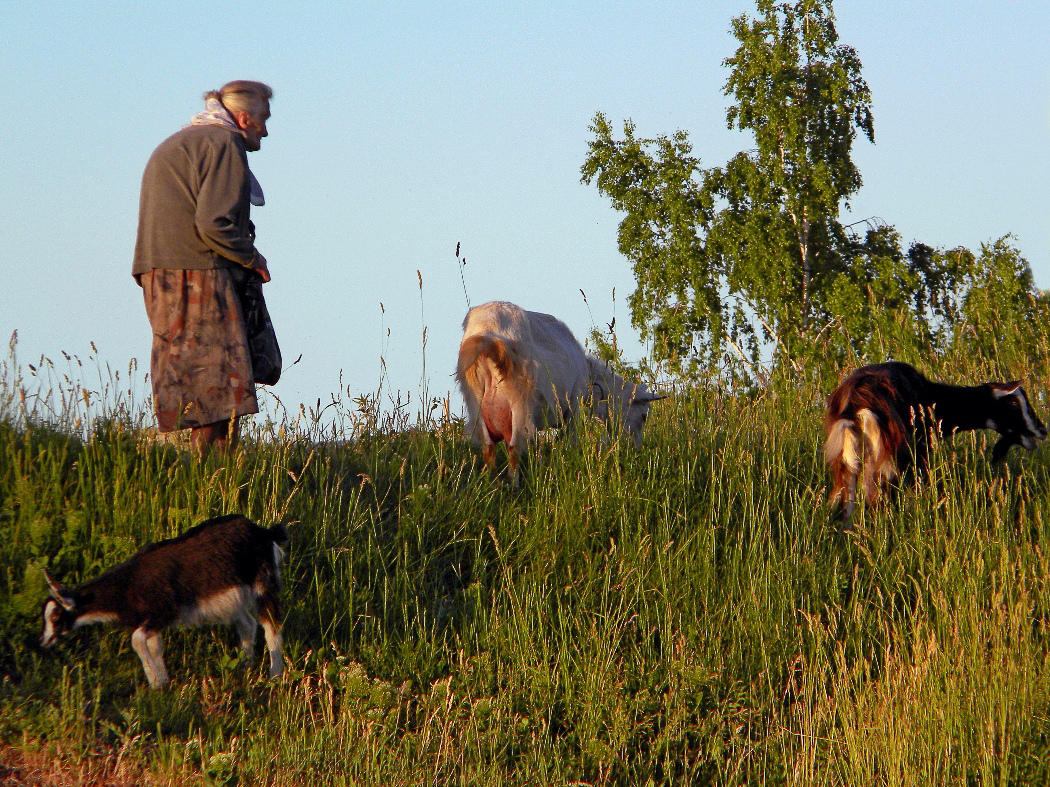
[237,103,270,152]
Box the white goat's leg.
[507,443,521,487]
[234,611,258,664]
[478,419,500,478]
[844,469,858,525]
[131,627,168,688]
[145,631,169,687]
[260,616,283,678]
[131,627,158,687]
[482,438,497,475]
[508,408,530,488]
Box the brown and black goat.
[40,514,288,689]
[824,361,1046,522]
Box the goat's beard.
[991,433,1030,463]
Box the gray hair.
[205,80,273,117]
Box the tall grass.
[3,332,1050,786]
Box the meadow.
[3,334,1050,786]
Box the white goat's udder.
[178,586,255,626]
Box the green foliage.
[953,237,1047,367]
[823,235,1050,378]
[581,114,716,379]
[821,226,934,369]
[583,0,879,382]
[583,0,1048,385]
[715,0,874,331]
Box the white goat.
[455,301,663,481]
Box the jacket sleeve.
[194,137,263,270]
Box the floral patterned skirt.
[140,268,259,431]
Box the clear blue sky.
[2,1,1047,425]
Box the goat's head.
[40,569,79,647]
[622,385,667,447]
[588,359,666,447]
[987,382,1047,462]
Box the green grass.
[3,343,1050,786]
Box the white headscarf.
[189,97,265,206]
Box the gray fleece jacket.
[133,124,265,277]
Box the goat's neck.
[75,562,133,611]
[924,381,994,435]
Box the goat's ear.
[633,392,668,404]
[992,381,1022,397]
[43,569,75,612]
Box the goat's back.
[80,514,286,626]
[132,514,286,575]
[460,301,588,375]
[826,363,929,430]
[461,300,532,338]
[458,301,590,412]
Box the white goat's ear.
[43,568,75,612]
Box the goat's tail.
[456,334,528,395]
[265,524,289,590]
[268,523,289,546]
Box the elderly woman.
[133,80,274,453]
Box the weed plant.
[3,331,1050,786]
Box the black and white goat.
[825,361,1046,522]
[40,514,288,689]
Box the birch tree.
[583,0,876,379]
